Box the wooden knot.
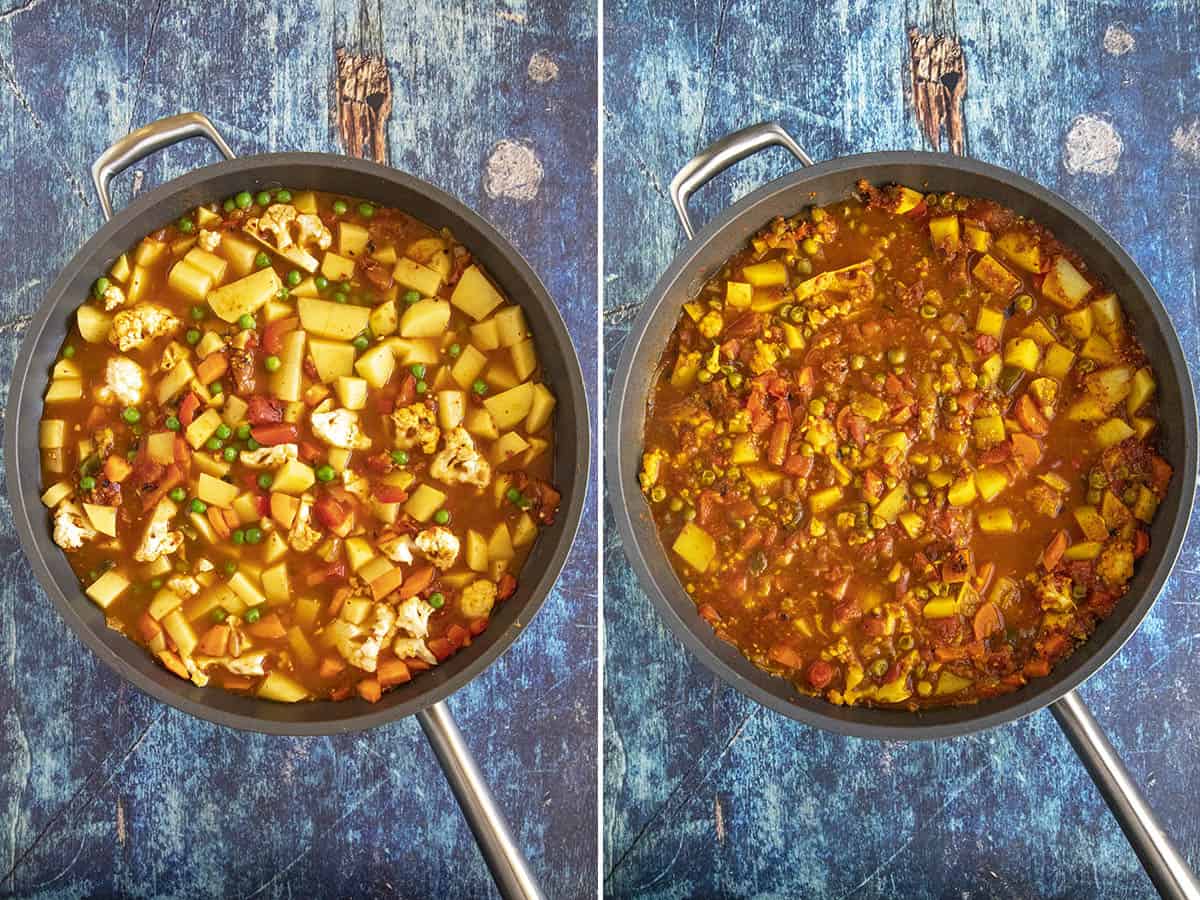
[907,28,968,156]
[335,48,393,164]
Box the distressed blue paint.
[604,2,1200,898]
[0,1,597,898]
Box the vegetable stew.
[640,182,1171,709]
[39,188,559,703]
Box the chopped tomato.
[251,423,299,446]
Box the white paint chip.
[1171,119,1200,165]
[1103,23,1135,56]
[1063,115,1123,176]
[527,51,559,83]
[484,139,544,202]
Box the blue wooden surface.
[603,2,1200,898]
[0,2,597,898]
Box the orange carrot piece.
[378,658,412,687]
[158,650,189,680]
[103,455,132,483]
[246,613,286,641]
[197,623,230,657]
[1041,529,1068,571]
[318,656,346,680]
[196,352,229,385]
[357,678,382,703]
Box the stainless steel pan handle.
[1052,691,1200,899]
[669,121,814,239]
[90,114,545,899]
[90,111,237,221]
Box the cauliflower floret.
[395,595,436,639]
[182,655,209,687]
[288,498,322,552]
[391,403,440,454]
[157,341,190,373]
[342,471,370,502]
[1097,541,1135,587]
[345,604,399,673]
[460,579,498,619]
[311,408,371,450]
[99,356,144,406]
[393,636,438,666]
[240,443,298,469]
[109,304,181,352]
[697,311,723,339]
[429,427,491,488]
[197,228,221,252]
[378,533,414,565]
[103,285,126,311]
[1036,573,1075,612]
[52,502,96,550]
[252,204,298,249]
[196,558,215,573]
[166,575,201,597]
[224,650,269,677]
[134,498,184,563]
[415,526,460,570]
[295,213,332,250]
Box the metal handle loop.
[418,701,545,899]
[1052,690,1200,899]
[668,121,814,239]
[90,111,236,221]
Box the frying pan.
[5,112,590,900]
[607,122,1200,899]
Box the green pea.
[150,578,164,590]
[255,191,272,206]
[223,446,238,462]
[122,407,141,424]
[206,437,223,451]
[472,379,488,395]
[235,191,253,209]
[236,424,252,440]
[185,329,201,345]
[275,189,292,203]
[276,287,290,301]
[246,438,260,451]
[191,498,207,514]
[165,415,181,432]
[190,305,207,320]
[232,529,245,545]
[62,345,75,359]
[332,199,348,215]
[353,335,369,351]
[391,450,409,466]
[245,527,263,545]
[238,313,255,330]
[211,607,228,622]
[93,276,110,298]
[169,487,186,503]
[286,270,302,287]
[210,382,223,396]
[223,560,238,575]
[79,476,96,491]
[358,202,375,218]
[448,343,461,358]
[215,423,232,440]
[506,487,521,503]
[257,473,273,490]
[264,355,281,372]
[178,217,195,234]
[410,364,426,378]
[433,509,450,525]
[416,380,428,394]
[314,275,329,291]
[333,292,348,304]
[403,289,420,304]
[316,464,336,483]
[428,592,445,609]
[254,252,271,269]
[223,198,236,213]
[244,606,261,623]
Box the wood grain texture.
[0,1,597,897]
[603,1,1200,897]
[908,28,967,155]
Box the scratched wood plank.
[604,1,1200,897]
[0,1,597,897]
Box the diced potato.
[291,191,317,214]
[394,257,444,297]
[320,251,356,282]
[216,233,259,276]
[86,569,130,609]
[271,330,307,402]
[994,231,1043,273]
[263,530,289,565]
[52,359,81,380]
[335,376,368,410]
[344,537,376,572]
[978,508,1015,533]
[741,260,787,287]
[126,264,150,304]
[438,390,466,429]
[928,214,960,255]
[898,511,924,539]
[464,408,498,440]
[196,331,225,360]
[167,260,213,301]
[144,431,175,465]
[1127,367,1155,414]
[488,523,515,560]
[76,305,114,344]
[1086,365,1132,410]
[450,265,504,320]
[1080,334,1118,364]
[231,492,260,525]
[672,522,716,572]
[974,467,1008,501]
[470,318,501,351]
[975,306,1005,339]
[1095,418,1135,449]
[369,299,398,337]
[465,529,488,572]
[1090,293,1123,343]
[297,297,370,340]
[227,571,267,608]
[1133,417,1156,439]
[149,587,185,621]
[197,472,238,508]
[354,342,396,389]
[510,338,538,381]
[1132,485,1159,523]
[1021,319,1056,346]
[512,512,537,547]
[971,254,1021,297]
[261,562,290,604]
[133,237,166,267]
[483,382,534,431]
[40,481,72,508]
[372,245,398,265]
[185,248,228,282]
[82,503,118,537]
[1062,306,1093,339]
[973,414,1006,448]
[810,486,842,515]
[1064,541,1103,562]
[207,267,282,323]
[109,253,131,282]
[40,419,65,449]
[390,337,440,366]
[185,409,223,449]
[400,299,451,337]
[1003,337,1040,373]
[1042,256,1092,309]
[1066,397,1108,422]
[308,338,356,383]
[526,383,556,433]
[451,344,488,389]
[273,458,316,494]
[270,492,300,529]
[221,394,249,427]
[874,484,907,523]
[404,484,447,522]
[1042,343,1076,380]
[154,360,195,407]
[963,222,991,253]
[161,609,198,657]
[337,221,370,257]
[257,671,309,703]
[1074,506,1110,541]
[493,306,529,348]
[726,281,753,307]
[948,475,977,507]
[485,364,521,392]
[492,432,530,464]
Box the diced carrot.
[1134,528,1150,559]
[768,644,803,668]
[140,463,182,510]
[103,455,132,483]
[218,674,255,691]
[328,587,350,617]
[137,610,162,643]
[378,658,412,686]
[178,391,201,427]
[251,423,300,446]
[261,316,299,355]
[357,678,382,703]
[1010,433,1043,468]
[496,573,517,601]
[398,565,434,599]
[158,650,189,680]
[197,623,230,657]
[1041,529,1069,571]
[1024,659,1051,678]
[246,613,287,640]
[446,624,470,649]
[222,508,240,530]
[318,656,346,679]
[207,506,231,540]
[374,484,409,504]
[370,567,404,601]
[174,435,192,469]
[427,637,455,661]
[196,352,229,385]
[973,602,1004,641]
[1015,394,1049,436]
[468,618,488,636]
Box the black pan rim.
[7,152,591,736]
[607,149,1198,741]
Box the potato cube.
[86,569,130,609]
[741,260,787,287]
[197,472,238,508]
[484,382,534,430]
[45,379,83,403]
[488,523,515,561]
[76,305,113,344]
[451,344,488,389]
[167,259,213,301]
[369,299,399,337]
[335,376,368,410]
[975,306,1005,339]
[404,484,447,522]
[1042,256,1092,309]
[270,492,300,529]
[261,562,290,605]
[948,475,977,507]
[83,503,118,537]
[1127,367,1155,414]
[320,251,356,282]
[994,232,1043,273]
[971,254,1021,297]
[512,512,537,548]
[978,508,1015,533]
[450,265,504,320]
[1003,337,1041,373]
[207,267,282,323]
[466,530,489,572]
[308,338,356,383]
[974,467,1008,501]
[271,330,307,402]
[337,221,370,257]
[394,257,444,297]
[470,318,501,351]
[1095,418,1135,449]
[400,299,451,337]
[273,458,316,494]
[726,281,753,308]
[297,297,370,340]
[464,408,498,440]
[437,390,466,429]
[1042,343,1076,380]
[257,671,309,702]
[493,306,529,348]
[672,522,716,572]
[185,409,223,449]
[354,342,396,389]
[928,215,960,255]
